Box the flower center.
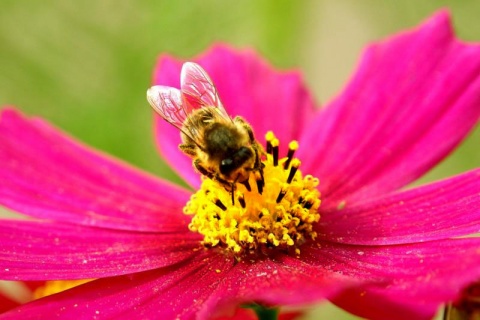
[183,131,321,256]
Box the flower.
[1,10,480,319]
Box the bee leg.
[252,142,265,185]
[179,143,197,157]
[193,159,215,179]
[194,159,234,195]
[235,117,265,152]
[253,143,262,169]
[235,116,265,172]
[234,116,255,142]
[194,159,237,205]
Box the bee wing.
[146,85,188,130]
[147,85,206,148]
[180,62,231,121]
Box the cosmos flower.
[1,10,480,320]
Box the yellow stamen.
[284,141,299,169]
[184,132,321,256]
[33,279,92,299]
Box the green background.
[1,1,479,318]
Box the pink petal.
[0,108,191,232]
[1,248,360,319]
[331,287,439,320]
[0,295,19,314]
[317,168,480,245]
[298,11,480,206]
[0,220,200,280]
[304,238,480,319]
[198,254,358,320]
[153,45,318,188]
[1,251,231,319]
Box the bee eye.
[220,158,234,175]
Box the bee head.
[219,147,254,176]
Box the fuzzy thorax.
[183,132,321,256]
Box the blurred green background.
[1,0,479,318]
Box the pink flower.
[0,282,303,320]
[1,10,480,319]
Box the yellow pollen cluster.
[183,132,321,256]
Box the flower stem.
[244,303,279,320]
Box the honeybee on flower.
[147,62,264,200]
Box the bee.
[146,62,263,201]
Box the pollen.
[183,131,321,256]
